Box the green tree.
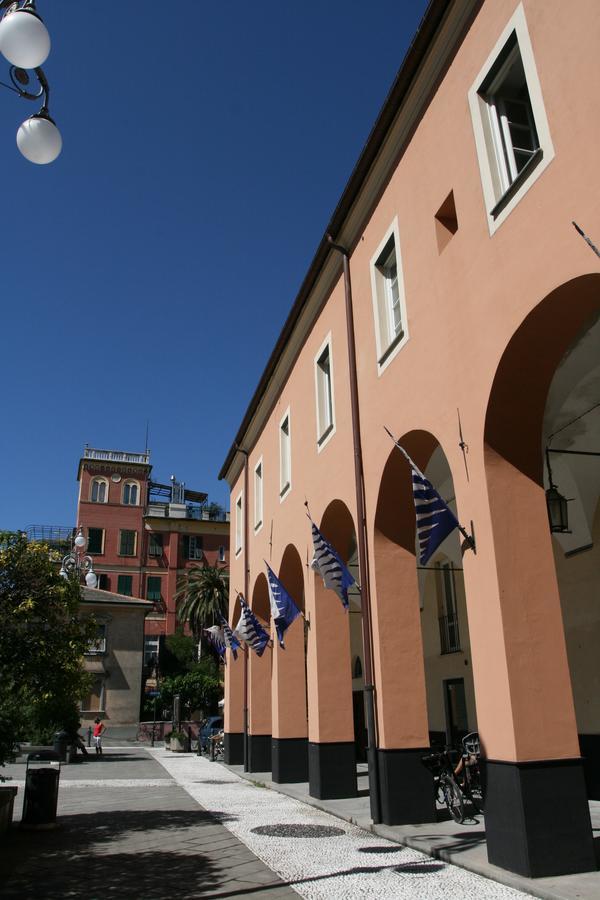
[176,564,229,637]
[0,532,95,763]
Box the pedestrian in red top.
[93,718,105,756]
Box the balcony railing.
[83,447,150,465]
[145,502,230,522]
[438,612,461,654]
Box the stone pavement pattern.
[151,747,529,900]
[0,747,297,899]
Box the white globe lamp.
[17,112,61,164]
[0,6,50,70]
[85,570,98,588]
[74,530,87,550]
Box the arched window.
[122,481,139,506]
[90,478,108,503]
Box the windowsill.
[117,554,137,558]
[440,648,462,656]
[490,147,543,219]
[378,329,405,367]
[317,423,335,447]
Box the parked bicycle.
[421,747,466,823]
[454,731,484,814]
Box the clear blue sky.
[0,1,428,529]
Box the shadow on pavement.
[0,807,240,898]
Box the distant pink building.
[220,0,600,881]
[76,446,229,660]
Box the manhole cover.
[251,823,345,838]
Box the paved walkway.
[151,747,528,899]
[0,747,297,898]
[226,761,600,900]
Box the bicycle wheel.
[466,767,484,813]
[441,774,465,823]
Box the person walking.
[93,718,105,756]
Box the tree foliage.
[175,564,229,637]
[0,532,95,763]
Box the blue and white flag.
[219,615,241,660]
[234,596,270,657]
[411,466,459,564]
[265,563,301,648]
[204,625,227,659]
[310,519,356,610]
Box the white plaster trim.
[253,456,264,534]
[234,489,243,556]
[279,407,292,502]
[313,332,337,453]
[468,2,555,235]
[369,216,410,377]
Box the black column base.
[377,748,436,825]
[272,737,308,783]
[224,732,244,765]
[485,757,596,877]
[308,741,357,799]
[247,734,271,773]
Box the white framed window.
[254,458,263,532]
[468,3,554,233]
[370,218,408,373]
[235,491,243,556]
[87,623,107,655]
[90,477,108,503]
[144,635,160,668]
[314,335,335,449]
[118,529,137,556]
[122,480,139,505]
[81,677,105,713]
[279,409,291,499]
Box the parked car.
[199,716,223,751]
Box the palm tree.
[176,565,229,637]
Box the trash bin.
[22,751,61,828]
[53,730,70,762]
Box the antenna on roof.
[145,420,149,453]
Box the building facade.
[220,0,600,880]
[76,447,230,658]
[80,586,152,736]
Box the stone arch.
[271,544,308,783]
[307,499,358,800]
[247,571,272,772]
[479,275,599,872]
[371,429,470,824]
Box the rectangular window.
[280,411,291,497]
[119,530,137,556]
[187,535,203,560]
[315,339,335,445]
[98,574,110,591]
[468,5,554,232]
[144,635,160,667]
[370,219,408,372]
[117,574,133,596]
[437,563,461,654]
[254,460,263,530]
[148,533,163,557]
[81,677,105,712]
[147,576,162,602]
[87,528,104,555]
[87,623,107,654]
[218,545,226,563]
[235,492,243,555]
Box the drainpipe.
[234,444,250,772]
[326,235,382,825]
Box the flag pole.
[234,444,251,771]
[327,235,382,825]
[383,426,476,554]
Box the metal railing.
[26,525,75,547]
[438,612,461,654]
[83,447,150,465]
[144,502,230,522]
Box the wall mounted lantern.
[0,1,61,164]
[545,448,572,534]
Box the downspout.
[326,235,382,824]
[234,444,250,772]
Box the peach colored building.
[219,0,600,880]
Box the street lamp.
[0,1,61,164]
[59,528,98,587]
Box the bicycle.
[454,732,484,814]
[421,748,465,823]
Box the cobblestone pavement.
[151,748,530,900]
[0,747,297,899]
